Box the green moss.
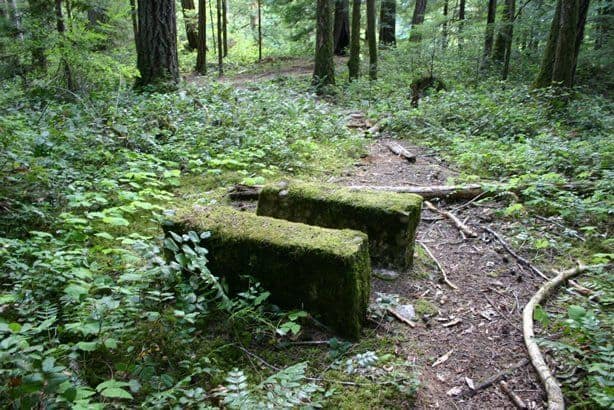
[257,180,423,271]
[414,299,438,317]
[165,205,371,339]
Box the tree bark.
[55,0,76,91]
[28,0,54,71]
[501,0,515,79]
[222,0,228,56]
[410,0,427,41]
[492,0,514,64]
[483,0,497,60]
[442,0,449,48]
[196,0,207,74]
[129,0,138,50]
[533,0,562,87]
[181,0,199,51]
[366,0,377,79]
[571,0,589,85]
[314,0,335,88]
[594,0,611,50]
[458,0,466,47]
[135,0,179,88]
[551,0,579,87]
[216,0,223,75]
[347,0,361,79]
[334,0,350,54]
[257,0,262,61]
[378,0,395,46]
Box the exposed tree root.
[522,262,601,410]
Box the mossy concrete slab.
[165,205,371,339]
[257,181,422,271]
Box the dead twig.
[387,307,417,328]
[483,226,550,280]
[500,381,528,409]
[418,240,459,290]
[483,292,522,332]
[424,200,478,238]
[462,358,530,398]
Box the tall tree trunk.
[347,0,361,79]
[458,0,465,47]
[209,0,216,50]
[55,0,76,91]
[492,0,514,63]
[222,0,228,56]
[129,0,138,50]
[366,0,377,79]
[216,0,223,75]
[551,0,579,86]
[378,0,395,46]
[334,0,350,54]
[257,0,262,61]
[594,0,611,50]
[442,0,449,48]
[501,0,515,79]
[196,0,207,74]
[314,0,335,87]
[571,0,589,84]
[181,0,199,50]
[533,0,562,87]
[135,0,179,88]
[483,0,497,60]
[8,0,23,40]
[29,0,53,71]
[410,0,427,41]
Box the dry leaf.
[432,349,453,367]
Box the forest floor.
[182,65,587,409]
[335,138,545,409]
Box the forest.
[0,0,612,408]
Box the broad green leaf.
[102,216,130,227]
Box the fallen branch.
[424,201,477,238]
[384,141,416,162]
[387,307,417,328]
[462,358,529,398]
[417,241,459,290]
[228,181,593,202]
[483,226,550,280]
[500,381,528,409]
[522,262,600,410]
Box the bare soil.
[332,139,547,409]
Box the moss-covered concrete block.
[165,205,371,339]
[257,181,422,271]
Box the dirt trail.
[332,139,546,409]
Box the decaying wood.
[462,358,530,398]
[384,141,416,162]
[424,200,477,238]
[387,307,417,328]
[346,183,485,200]
[567,279,593,296]
[483,226,550,280]
[500,381,528,409]
[418,240,459,290]
[522,262,600,410]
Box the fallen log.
[228,181,594,202]
[384,141,416,162]
[424,200,477,238]
[522,262,603,410]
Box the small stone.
[373,269,400,281]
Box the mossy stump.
[257,181,423,271]
[165,205,371,339]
